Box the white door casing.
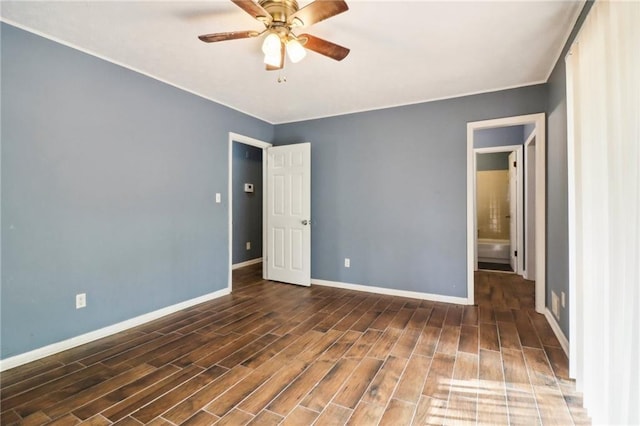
[509,151,517,272]
[524,134,536,280]
[516,147,524,276]
[266,143,311,286]
[467,113,546,313]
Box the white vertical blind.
[566,0,640,424]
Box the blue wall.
[546,1,594,337]
[0,23,273,358]
[232,143,263,264]
[523,123,536,141]
[474,125,525,149]
[274,85,547,297]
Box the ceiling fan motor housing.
[259,0,299,23]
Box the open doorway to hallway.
[227,132,271,292]
[467,113,546,314]
[231,141,264,271]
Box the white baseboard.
[544,308,570,357]
[232,257,263,270]
[0,288,230,372]
[311,279,470,305]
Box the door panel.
[267,143,311,286]
[273,227,285,268]
[291,229,304,270]
[291,172,303,214]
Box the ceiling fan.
[198,0,350,70]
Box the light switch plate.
[76,293,86,309]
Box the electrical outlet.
[76,293,87,309]
[561,291,566,308]
[246,241,251,250]
[551,291,559,319]
[215,193,221,203]
[344,258,350,268]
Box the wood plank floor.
[0,265,590,425]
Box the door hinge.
[513,161,517,167]
[514,250,518,257]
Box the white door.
[266,143,311,286]
[508,151,517,272]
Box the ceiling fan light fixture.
[264,52,282,67]
[198,0,350,70]
[286,38,306,63]
[261,32,281,56]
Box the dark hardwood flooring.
[0,264,590,425]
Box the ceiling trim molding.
[1,16,556,126]
[273,80,547,125]
[543,1,587,82]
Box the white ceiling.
[1,1,584,124]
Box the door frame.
[466,113,546,313]
[228,132,272,292]
[473,145,523,274]
[523,130,537,281]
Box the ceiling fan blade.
[299,33,350,61]
[198,30,260,43]
[289,0,348,27]
[266,42,286,71]
[231,0,272,23]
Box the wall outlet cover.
[76,293,87,309]
[344,258,350,268]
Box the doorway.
[466,113,546,313]
[231,142,263,268]
[475,146,522,274]
[228,132,271,292]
